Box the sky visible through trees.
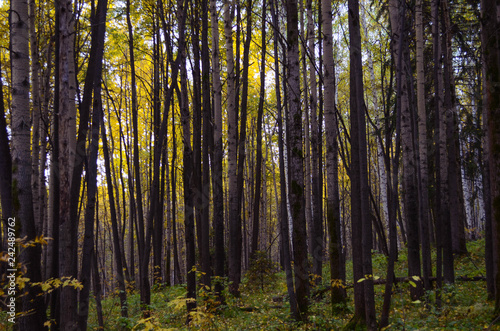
[0,0,499,329]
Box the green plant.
[245,251,279,290]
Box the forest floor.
[88,239,495,330]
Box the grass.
[86,239,497,330]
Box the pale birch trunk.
[11,0,46,327]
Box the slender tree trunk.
[482,50,495,300]
[322,0,346,306]
[101,113,129,321]
[126,0,148,311]
[251,0,267,258]
[77,1,109,328]
[92,249,105,329]
[437,0,455,284]
[29,0,42,234]
[348,0,376,328]
[179,0,197,317]
[58,0,79,326]
[388,0,423,300]
[307,0,323,282]
[441,0,467,256]
[286,0,309,320]
[10,0,46,327]
[432,0,445,305]
[210,0,225,300]
[415,0,433,292]
[481,0,500,313]
[225,0,242,296]
[201,0,213,288]
[78,74,101,331]
[152,14,163,284]
[271,0,298,318]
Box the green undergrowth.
[87,239,497,330]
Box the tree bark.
[415,0,433,292]
[101,112,129,321]
[322,0,346,306]
[348,0,377,328]
[388,0,423,300]
[480,0,500,313]
[179,0,197,317]
[307,0,323,282]
[225,0,242,296]
[126,0,149,311]
[210,0,225,300]
[58,0,79,327]
[286,0,309,320]
[251,0,267,258]
[201,0,213,288]
[10,0,46,327]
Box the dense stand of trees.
[0,0,499,329]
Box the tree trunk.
[225,0,242,296]
[101,113,129,321]
[286,0,309,320]
[201,0,213,288]
[271,0,298,318]
[210,0,225,301]
[441,0,467,256]
[57,0,79,326]
[415,0,433,292]
[322,0,346,306]
[77,1,109,328]
[179,0,197,317]
[126,0,149,311]
[480,0,500,313]
[348,0,377,328]
[307,0,323,282]
[388,0,423,300]
[78,76,101,331]
[251,0,267,258]
[10,0,47,328]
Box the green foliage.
[85,239,496,330]
[245,251,279,290]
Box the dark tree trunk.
[348,0,377,328]
[77,1,109,328]
[322,0,346,306]
[388,0,423,300]
[251,0,267,258]
[179,0,197,317]
[78,79,101,331]
[225,0,242,296]
[152,13,163,284]
[286,0,309,320]
[92,249,105,329]
[210,0,225,301]
[271,0,298,318]
[101,112,129,320]
[480,0,500,313]
[201,0,213,288]
[58,0,79,326]
[126,0,148,310]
